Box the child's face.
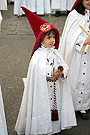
[42,32,55,48]
[83,0,90,9]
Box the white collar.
[41,43,55,50]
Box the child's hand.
[53,69,63,78]
[84,37,90,45]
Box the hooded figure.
[59,0,90,120]
[15,7,77,135]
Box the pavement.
[0,3,90,135]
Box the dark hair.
[75,2,85,15]
[45,30,56,36]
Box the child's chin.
[49,45,54,48]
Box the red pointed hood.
[21,7,60,59]
[71,0,82,11]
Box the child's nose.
[51,39,54,43]
[51,38,55,41]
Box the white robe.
[15,46,77,135]
[14,0,51,16]
[25,0,36,13]
[36,0,51,15]
[0,0,7,10]
[0,85,8,135]
[51,0,67,11]
[59,9,90,111]
[14,0,26,15]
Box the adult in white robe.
[0,85,8,135]
[59,7,90,113]
[15,46,77,135]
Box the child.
[59,0,90,120]
[15,7,77,135]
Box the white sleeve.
[75,35,86,53]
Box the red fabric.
[21,7,60,59]
[71,0,82,11]
[21,7,47,38]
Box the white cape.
[15,47,77,135]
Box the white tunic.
[15,46,77,135]
[0,0,7,10]
[59,9,90,111]
[0,85,8,135]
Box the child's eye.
[48,36,50,39]
[53,36,55,38]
